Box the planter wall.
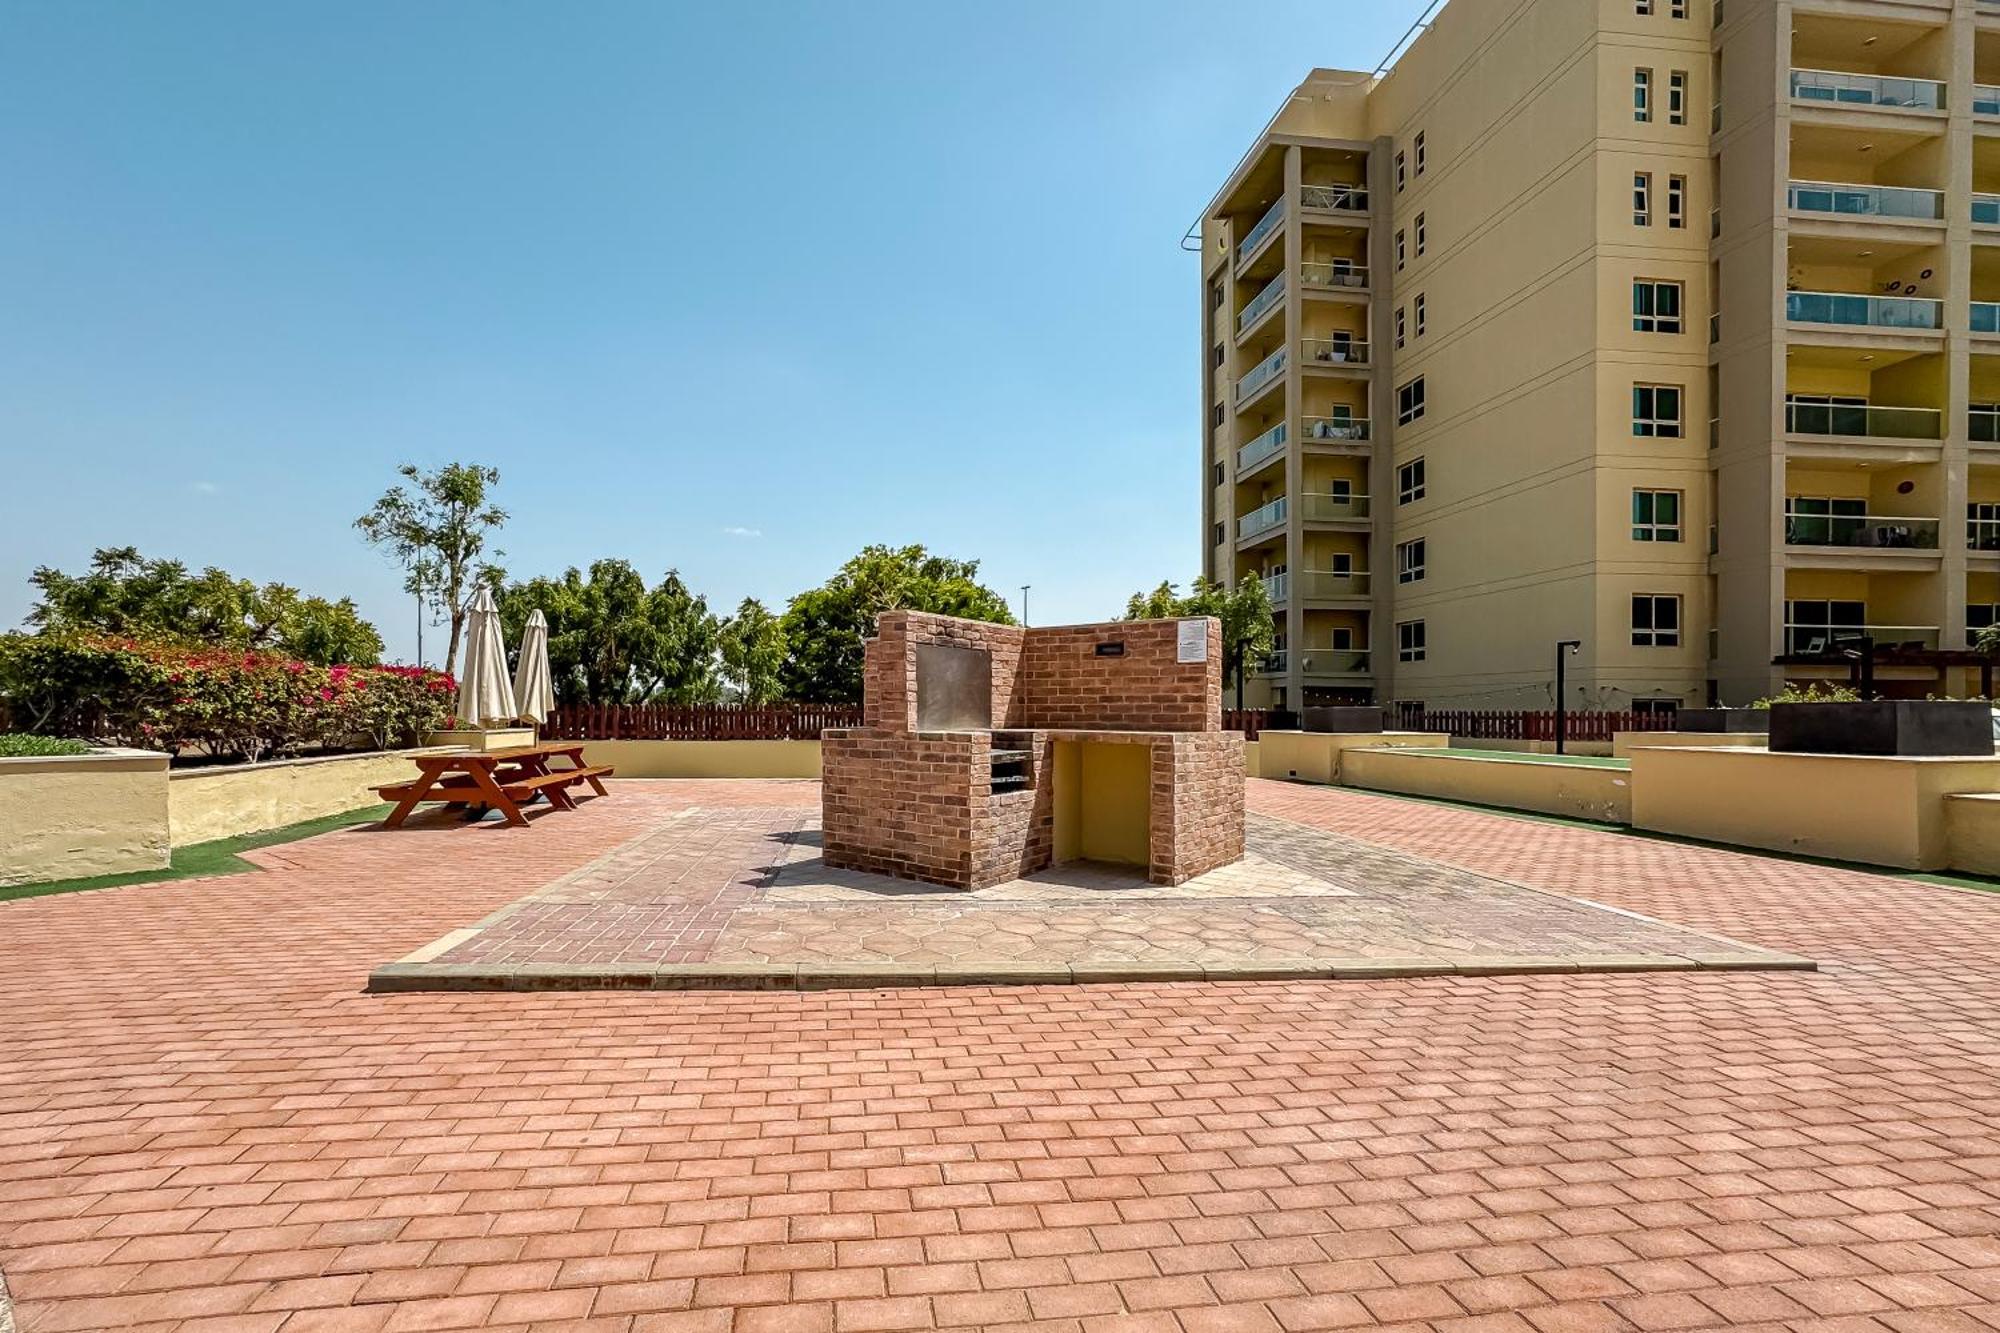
[1340,747,1632,823]
[1770,701,1993,757]
[1676,708,1769,734]
[1257,731,1452,785]
[0,748,169,886]
[167,747,454,846]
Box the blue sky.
[0,0,1427,664]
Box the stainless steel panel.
[915,643,992,732]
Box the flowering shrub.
[0,632,454,762]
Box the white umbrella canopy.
[455,587,519,728]
[511,608,556,726]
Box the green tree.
[719,598,787,704]
[638,571,721,703]
[354,462,505,679]
[779,544,1014,703]
[1120,574,1275,709]
[26,546,383,665]
[495,561,721,705]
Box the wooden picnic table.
[374,742,614,829]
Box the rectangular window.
[1414,293,1426,337]
[1633,384,1684,437]
[1671,0,1687,15]
[1396,229,1406,270]
[1970,604,2000,632]
[1212,402,1225,428]
[1210,281,1223,310]
[1398,457,1426,504]
[1211,343,1224,368]
[1669,71,1688,124]
[1415,212,1427,256]
[1396,538,1426,584]
[1398,620,1426,663]
[1667,175,1686,229]
[1414,131,1426,176]
[1212,521,1225,547]
[1970,501,2000,550]
[1636,0,1652,12]
[1784,599,1865,654]
[1631,489,1684,542]
[1634,171,1652,226]
[1212,461,1225,487]
[1396,150,1407,192]
[1635,68,1653,122]
[1633,280,1683,333]
[1631,594,1681,647]
[1397,376,1427,425]
[1395,306,1407,349]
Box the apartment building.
[1202,0,2000,711]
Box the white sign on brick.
[1177,619,1209,664]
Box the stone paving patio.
[371,807,1804,990]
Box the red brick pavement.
[0,777,1995,1332]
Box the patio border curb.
[366,950,1816,993]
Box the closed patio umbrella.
[512,608,555,726]
[455,587,518,729]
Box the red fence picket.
[542,702,863,741]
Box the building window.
[1635,69,1653,122]
[1785,599,1864,654]
[1398,619,1426,663]
[1397,376,1427,425]
[1631,594,1681,647]
[1634,171,1652,226]
[1970,604,2000,637]
[1212,402,1225,428]
[1395,306,1407,349]
[1633,280,1683,333]
[1631,489,1684,542]
[1667,175,1686,229]
[1971,501,2000,550]
[1414,293,1426,337]
[1414,130,1426,176]
[1415,213,1427,256]
[1637,0,1652,12]
[1671,0,1687,14]
[1633,384,1684,436]
[1210,281,1223,310]
[1398,457,1426,504]
[1211,343,1224,368]
[1396,229,1406,270]
[1668,71,1688,124]
[1633,697,1680,719]
[1396,150,1407,192]
[1212,521,1226,547]
[1396,538,1427,584]
[1212,461,1225,487]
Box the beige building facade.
[1202,0,2000,711]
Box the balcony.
[1787,290,1941,330]
[1261,571,1288,604]
[1298,570,1370,600]
[1237,422,1287,474]
[1238,496,1287,541]
[1237,274,1285,335]
[1979,84,2000,116]
[1300,261,1367,290]
[1789,68,1944,112]
[1235,345,1286,405]
[1300,492,1371,523]
[1978,302,2000,334]
[1788,179,1943,222]
[1783,509,1940,549]
[1261,649,1372,676]
[1971,517,2000,551]
[1301,415,1370,444]
[1236,197,1284,268]
[1300,183,1368,214]
[1784,624,1941,654]
[1978,193,2000,225]
[1300,338,1368,368]
[1785,400,1941,440]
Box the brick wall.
[1016,618,1221,733]
[821,730,982,886]
[864,613,1028,735]
[1154,731,1246,884]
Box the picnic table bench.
[373,742,613,828]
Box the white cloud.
[189,480,218,495]
[721,526,762,538]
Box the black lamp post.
[1555,640,1582,753]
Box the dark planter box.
[1675,708,1769,734]
[1769,701,1995,757]
[1301,706,1386,734]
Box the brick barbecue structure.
[821,611,1245,888]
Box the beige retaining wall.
[1342,748,1633,824]
[1,749,170,886]
[1947,793,2000,877]
[168,747,455,845]
[1449,737,1615,758]
[1611,730,1767,759]
[574,739,823,780]
[1255,731,1453,785]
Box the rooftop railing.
[1787,290,1941,330]
[1784,400,1942,439]
[1783,509,1940,548]
[1301,337,1368,367]
[1237,274,1286,333]
[1236,198,1284,267]
[1238,496,1287,541]
[1236,422,1287,473]
[1235,345,1286,404]
[1788,179,1943,221]
[1789,67,1944,111]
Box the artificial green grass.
[0,803,392,904]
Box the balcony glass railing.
[1301,415,1369,443]
[1235,346,1286,403]
[1785,624,1940,654]
[1969,518,2000,551]
[1304,649,1372,675]
[1237,274,1286,333]
[1976,194,2000,225]
[1301,183,1368,212]
[1976,302,2000,334]
[1236,422,1287,472]
[1783,510,1940,548]
[1261,572,1288,603]
[1788,179,1943,221]
[1301,338,1368,367]
[1300,493,1370,522]
[1977,84,2000,116]
[1789,68,1945,111]
[1298,570,1370,600]
[1784,401,1942,439]
[1973,407,2000,443]
[1787,290,1941,329]
[1300,261,1367,289]
[1238,496,1287,540]
[1236,198,1284,266]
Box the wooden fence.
[1392,705,1679,742]
[1222,709,1272,740]
[542,703,862,741]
